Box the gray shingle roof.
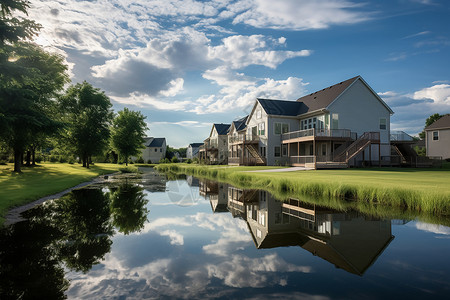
[233,115,248,131]
[257,98,307,116]
[145,137,165,147]
[425,114,450,130]
[189,143,204,148]
[214,123,231,135]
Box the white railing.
[228,134,259,144]
[390,131,414,142]
[282,129,356,141]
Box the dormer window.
[256,109,262,119]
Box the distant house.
[199,123,230,164]
[186,143,204,159]
[139,137,166,163]
[425,114,450,159]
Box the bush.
[147,159,152,164]
[35,155,43,163]
[59,156,67,163]
[49,155,58,162]
[136,156,145,163]
[171,156,179,163]
[159,158,170,164]
[68,158,75,164]
[119,166,139,173]
[186,158,192,164]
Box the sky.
[26,0,450,147]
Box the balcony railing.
[228,134,259,144]
[390,131,414,142]
[289,156,316,165]
[282,129,356,141]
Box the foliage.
[0,0,41,45]
[414,145,426,156]
[171,156,178,163]
[119,165,139,173]
[110,183,148,235]
[59,81,113,168]
[110,108,147,166]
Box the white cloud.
[413,84,450,105]
[110,93,192,110]
[415,222,450,235]
[231,0,371,30]
[160,230,185,245]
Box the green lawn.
[0,162,123,225]
[156,163,450,216]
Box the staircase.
[247,144,266,165]
[333,132,380,163]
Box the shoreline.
[4,173,116,226]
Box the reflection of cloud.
[415,223,450,235]
[160,230,184,245]
[246,292,330,300]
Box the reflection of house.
[186,176,199,187]
[240,191,394,276]
[139,137,167,163]
[425,114,450,159]
[199,179,229,213]
[199,124,230,164]
[187,143,204,159]
[227,186,259,219]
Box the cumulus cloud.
[231,0,372,30]
[415,222,450,235]
[413,84,450,105]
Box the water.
[1,168,449,299]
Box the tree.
[418,113,444,139]
[0,43,68,172]
[59,81,113,168]
[110,108,147,166]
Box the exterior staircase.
[247,144,266,165]
[333,132,380,163]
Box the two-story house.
[139,137,166,163]
[425,114,450,160]
[228,76,394,168]
[186,143,204,159]
[199,123,230,164]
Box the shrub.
[147,159,152,164]
[136,156,145,163]
[35,155,43,163]
[186,158,192,164]
[119,165,139,173]
[171,156,179,163]
[59,156,67,163]
[49,155,58,162]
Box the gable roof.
[425,114,450,130]
[257,98,307,116]
[232,115,248,132]
[189,143,204,148]
[214,123,231,135]
[296,76,359,112]
[145,137,165,147]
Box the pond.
[1,168,449,299]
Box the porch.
[228,134,266,166]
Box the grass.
[155,163,450,216]
[0,162,124,225]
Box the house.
[425,114,450,159]
[229,76,394,168]
[199,123,230,164]
[186,143,204,159]
[139,137,166,163]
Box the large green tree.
[110,108,147,166]
[59,81,113,168]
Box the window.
[379,118,386,130]
[274,123,282,135]
[154,149,157,152]
[258,122,265,135]
[332,114,339,129]
[321,144,327,156]
[256,109,262,119]
[260,146,266,157]
[433,131,439,141]
[282,123,289,134]
[274,146,281,157]
[282,144,288,156]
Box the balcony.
[228,134,260,145]
[282,129,357,143]
[390,131,414,142]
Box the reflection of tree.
[110,183,149,235]
[55,188,114,273]
[0,207,69,299]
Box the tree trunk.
[26,150,31,166]
[14,149,22,173]
[82,155,87,167]
[126,156,128,166]
[31,147,36,166]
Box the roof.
[144,137,165,147]
[425,114,450,130]
[296,76,359,113]
[214,123,231,135]
[233,115,248,132]
[189,143,204,148]
[257,98,307,116]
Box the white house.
[186,143,203,159]
[140,137,166,163]
[425,114,450,159]
[199,123,230,164]
[228,76,394,168]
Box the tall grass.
[155,164,450,217]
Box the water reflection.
[202,179,394,276]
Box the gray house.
[139,137,166,163]
[199,123,230,164]
[229,76,394,168]
[425,114,450,159]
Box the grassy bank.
[0,162,123,225]
[156,164,450,216]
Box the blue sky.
[28,0,450,147]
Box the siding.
[426,128,450,159]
